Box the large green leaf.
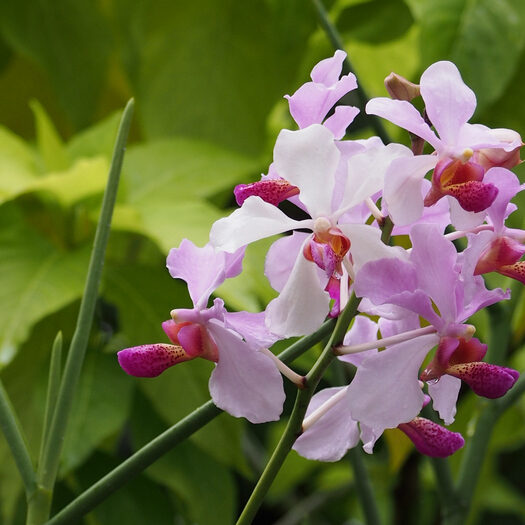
[111,0,317,154]
[406,0,525,110]
[0,0,112,128]
[0,204,90,365]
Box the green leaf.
[111,0,317,154]
[406,0,525,110]
[131,394,237,525]
[0,125,39,204]
[0,0,112,128]
[337,0,414,44]
[117,137,258,251]
[0,203,89,366]
[60,350,134,475]
[30,100,70,172]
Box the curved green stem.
[45,401,221,525]
[310,0,391,144]
[27,100,135,525]
[236,294,362,525]
[0,379,36,496]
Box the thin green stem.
[45,401,221,525]
[32,100,134,523]
[41,311,333,524]
[0,379,36,496]
[348,448,381,525]
[236,294,362,525]
[38,332,63,469]
[310,0,391,144]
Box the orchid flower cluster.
[118,51,523,460]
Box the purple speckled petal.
[293,387,360,462]
[207,321,285,423]
[420,61,476,147]
[234,179,300,207]
[446,362,519,399]
[398,417,464,457]
[117,344,194,378]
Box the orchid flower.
[353,223,518,426]
[210,124,408,337]
[367,61,522,224]
[462,167,525,284]
[118,240,285,424]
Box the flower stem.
[236,293,362,525]
[336,325,436,355]
[348,447,382,525]
[0,379,36,496]
[31,100,134,524]
[45,401,222,525]
[310,0,391,144]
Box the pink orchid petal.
[383,155,437,226]
[446,362,519,399]
[118,344,194,378]
[398,417,464,457]
[428,375,461,425]
[366,97,440,150]
[338,316,378,366]
[207,321,285,423]
[448,197,487,230]
[223,311,280,349]
[483,167,522,230]
[420,61,476,146]
[273,125,339,218]
[324,105,360,139]
[409,224,459,321]
[209,196,305,252]
[293,387,360,462]
[310,50,347,85]
[347,334,439,432]
[265,232,310,292]
[266,247,330,337]
[166,240,245,308]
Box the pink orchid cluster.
[118,51,523,459]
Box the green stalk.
[0,380,36,496]
[28,100,134,525]
[310,0,391,144]
[45,401,221,525]
[38,333,63,469]
[348,448,382,525]
[236,294,362,525]
[41,311,335,524]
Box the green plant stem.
[45,401,221,525]
[236,294,362,525]
[29,100,134,525]
[310,0,391,144]
[41,312,334,524]
[38,333,63,470]
[0,379,36,496]
[348,448,381,525]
